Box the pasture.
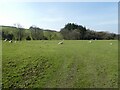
[2,40,118,88]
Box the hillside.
[1,25,63,40]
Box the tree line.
[1,23,119,40]
[60,23,119,40]
[1,25,63,41]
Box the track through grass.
[2,40,118,88]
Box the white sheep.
[4,39,7,42]
[89,40,92,43]
[110,43,112,45]
[9,40,12,43]
[58,40,64,45]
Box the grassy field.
[2,40,118,88]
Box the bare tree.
[14,23,23,41]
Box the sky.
[0,2,118,33]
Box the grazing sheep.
[9,40,12,43]
[110,43,112,45]
[58,41,63,44]
[58,40,64,45]
[89,40,92,43]
[4,39,7,42]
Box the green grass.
[2,40,118,88]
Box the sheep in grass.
[9,40,12,43]
[89,40,92,43]
[4,39,7,42]
[58,39,64,45]
[110,43,113,45]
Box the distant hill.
[1,25,63,40]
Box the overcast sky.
[0,2,118,33]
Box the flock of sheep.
[4,39,16,43]
[58,39,113,45]
[88,40,113,45]
[3,39,113,45]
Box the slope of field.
[2,40,118,88]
